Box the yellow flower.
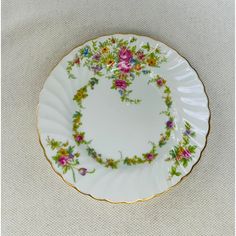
[106,58,114,66]
[74,117,80,124]
[178,146,184,155]
[101,47,109,54]
[147,57,157,66]
[134,64,142,71]
[119,73,127,79]
[60,148,68,155]
[73,87,88,102]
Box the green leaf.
[170,166,181,176]
[74,152,80,157]
[188,145,197,153]
[165,129,171,138]
[73,111,82,118]
[92,41,98,51]
[123,156,146,166]
[149,52,155,58]
[46,137,62,150]
[105,159,119,169]
[90,77,99,83]
[170,166,177,175]
[164,86,171,94]
[182,158,188,168]
[142,42,150,51]
[63,166,69,174]
[175,172,182,176]
[68,74,76,79]
[165,96,172,108]
[183,136,190,146]
[96,71,103,76]
[169,147,178,158]
[89,77,99,89]
[159,140,166,147]
[155,47,161,53]
[130,37,137,43]
[96,156,104,164]
[185,121,191,130]
[131,45,137,52]
[67,146,74,154]
[52,155,60,162]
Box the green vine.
[72,75,175,168]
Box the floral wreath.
[71,75,174,169]
[69,36,175,168]
[46,36,198,181]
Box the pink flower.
[117,61,132,73]
[182,149,191,159]
[146,153,154,161]
[157,79,164,87]
[136,50,145,60]
[78,168,87,176]
[74,58,80,65]
[75,134,84,143]
[166,120,174,129]
[114,79,127,90]
[119,47,132,62]
[58,155,69,166]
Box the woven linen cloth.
[2,0,234,235]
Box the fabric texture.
[2,0,234,235]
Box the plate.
[37,34,210,203]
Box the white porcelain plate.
[38,34,210,203]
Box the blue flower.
[184,129,195,137]
[130,73,135,79]
[83,47,89,57]
[142,70,150,74]
[69,153,74,159]
[130,58,136,64]
[184,130,191,136]
[91,65,102,73]
[118,90,123,95]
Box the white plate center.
[81,74,167,159]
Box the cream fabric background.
[2,0,234,235]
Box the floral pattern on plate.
[66,36,166,104]
[38,34,209,203]
[46,137,95,181]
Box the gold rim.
[37,33,211,204]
